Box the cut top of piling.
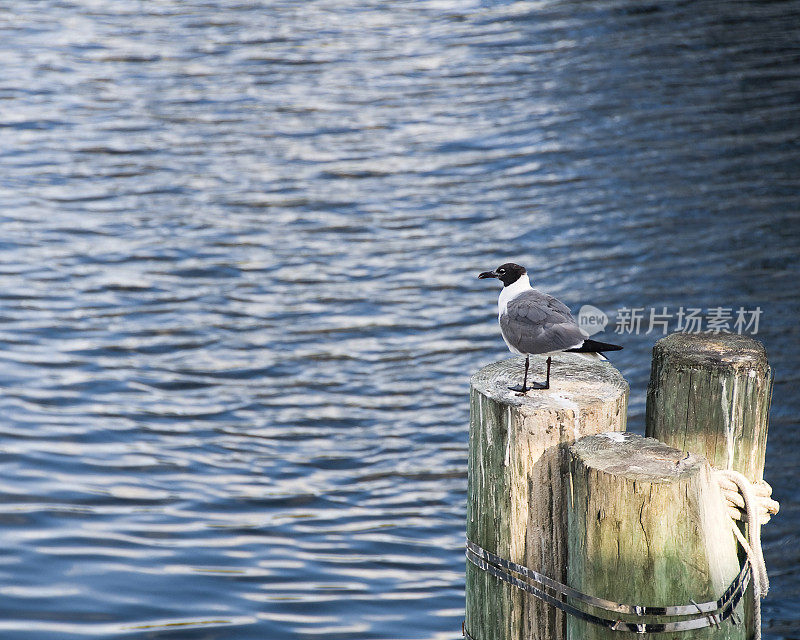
[652,332,769,373]
[471,353,629,413]
[571,432,704,483]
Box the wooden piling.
[645,333,772,482]
[466,354,628,640]
[567,433,744,640]
[646,332,773,639]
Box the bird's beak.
[478,270,497,279]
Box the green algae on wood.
[567,433,744,640]
[645,332,773,639]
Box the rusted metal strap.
[465,541,750,633]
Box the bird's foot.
[508,381,548,394]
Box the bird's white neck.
[498,274,531,315]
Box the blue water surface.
[0,1,798,638]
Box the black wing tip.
[567,339,623,353]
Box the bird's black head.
[478,262,527,287]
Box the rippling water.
[0,1,799,638]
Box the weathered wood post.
[466,353,628,640]
[645,332,774,638]
[567,433,744,640]
[645,332,772,485]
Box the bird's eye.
[498,269,505,274]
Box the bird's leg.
[508,355,530,393]
[528,356,551,390]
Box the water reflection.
[0,0,798,638]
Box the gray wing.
[500,290,586,355]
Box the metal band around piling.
[465,540,750,633]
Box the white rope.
[716,473,779,525]
[714,469,777,640]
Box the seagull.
[478,262,622,393]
